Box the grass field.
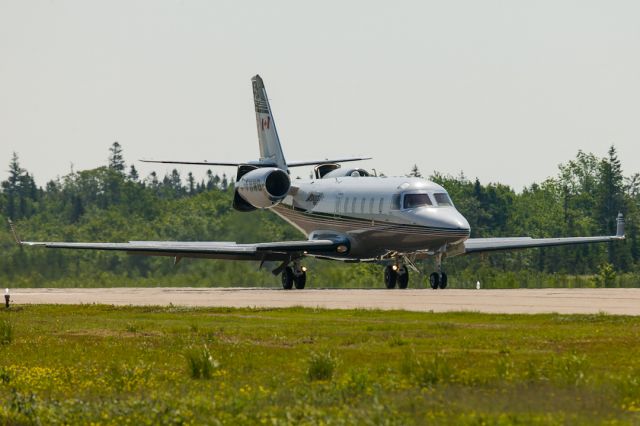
[1,305,640,425]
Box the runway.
[9,287,640,315]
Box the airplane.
[9,75,626,290]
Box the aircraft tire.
[429,272,440,289]
[294,271,307,289]
[282,267,294,290]
[384,266,397,289]
[397,265,409,289]
[438,273,448,289]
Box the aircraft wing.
[8,221,350,263]
[463,214,625,254]
[15,239,349,261]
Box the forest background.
[1,142,638,289]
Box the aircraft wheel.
[397,265,409,289]
[294,271,307,289]
[439,273,448,289]
[281,267,294,290]
[384,266,398,289]
[429,272,440,290]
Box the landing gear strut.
[281,263,307,290]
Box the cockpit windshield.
[433,193,453,207]
[403,193,432,209]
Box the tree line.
[0,143,638,288]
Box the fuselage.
[272,175,471,259]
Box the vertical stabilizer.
[252,75,288,171]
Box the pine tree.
[597,146,628,268]
[128,165,139,182]
[108,142,125,173]
[597,146,624,233]
[187,172,195,194]
[3,152,24,219]
[408,164,422,178]
[170,169,182,193]
[206,169,214,190]
[147,171,159,188]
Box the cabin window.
[360,198,365,213]
[391,194,401,210]
[378,198,384,213]
[369,198,374,214]
[335,196,342,214]
[434,193,454,207]
[351,197,357,213]
[344,197,350,213]
[403,193,432,209]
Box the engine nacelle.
[235,167,291,209]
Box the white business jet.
[9,75,625,290]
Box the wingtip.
[7,218,22,245]
[616,212,625,238]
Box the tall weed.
[415,353,454,386]
[307,351,337,382]
[0,320,13,345]
[185,345,218,379]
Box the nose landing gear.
[429,253,448,289]
[429,272,448,289]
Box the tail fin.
[252,75,288,171]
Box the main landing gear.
[281,263,307,290]
[383,264,409,289]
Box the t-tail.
[252,75,288,172]
[138,74,371,212]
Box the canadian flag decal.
[261,117,270,130]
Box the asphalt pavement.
[9,287,640,315]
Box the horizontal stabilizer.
[287,157,372,167]
[139,157,372,168]
[140,159,241,167]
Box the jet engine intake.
[236,167,291,209]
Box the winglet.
[617,212,625,238]
[7,219,22,245]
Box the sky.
[1,0,639,191]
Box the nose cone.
[426,208,470,231]
[409,208,470,235]
[448,211,470,231]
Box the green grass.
[1,306,640,424]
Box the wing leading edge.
[462,213,625,254]
[9,221,351,263]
